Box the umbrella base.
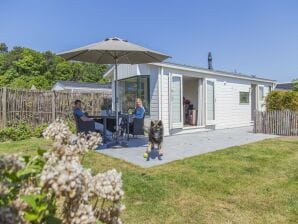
[107,140,128,148]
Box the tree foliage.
[292,78,298,91]
[266,90,298,111]
[0,43,109,90]
[0,43,8,53]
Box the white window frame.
[258,85,265,102]
[239,91,250,104]
[169,73,183,129]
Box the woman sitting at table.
[132,98,145,119]
[73,99,113,141]
[119,98,145,135]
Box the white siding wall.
[161,67,273,133]
[214,78,272,129]
[116,64,138,79]
[147,65,159,120]
[113,64,273,135]
[214,77,252,129]
[161,73,170,136]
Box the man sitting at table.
[73,100,113,141]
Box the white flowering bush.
[0,119,124,224]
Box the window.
[239,92,249,104]
[259,86,264,101]
[118,76,150,115]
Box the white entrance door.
[206,80,215,122]
[170,74,183,129]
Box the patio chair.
[131,117,145,138]
[73,113,95,134]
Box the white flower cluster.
[19,184,41,195]
[41,159,91,200]
[96,204,125,224]
[40,119,124,224]
[65,202,96,224]
[44,143,80,162]
[76,132,102,153]
[91,169,124,201]
[85,132,102,151]
[0,154,24,173]
[0,207,22,224]
[43,118,72,144]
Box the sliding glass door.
[170,74,183,129]
[118,76,150,115]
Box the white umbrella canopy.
[58,37,170,146]
[58,37,170,64]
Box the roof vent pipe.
[208,52,213,70]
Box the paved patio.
[97,126,277,168]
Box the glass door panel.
[171,74,183,128]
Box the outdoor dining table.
[89,114,131,143]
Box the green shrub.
[65,119,76,133]
[0,119,76,142]
[266,90,298,111]
[33,123,49,137]
[0,123,32,142]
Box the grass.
[1,137,297,223]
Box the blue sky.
[1,0,298,82]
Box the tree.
[0,43,109,89]
[0,43,8,53]
[292,78,298,91]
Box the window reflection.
[118,76,150,115]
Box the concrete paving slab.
[96,126,278,168]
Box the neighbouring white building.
[52,81,112,93]
[275,82,295,91]
[104,62,276,136]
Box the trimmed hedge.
[266,90,298,111]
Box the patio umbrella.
[58,37,170,145]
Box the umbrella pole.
[114,58,119,143]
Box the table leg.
[103,117,107,143]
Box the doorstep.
[172,127,211,135]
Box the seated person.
[120,98,145,133]
[133,98,145,119]
[119,98,146,135]
[73,100,113,141]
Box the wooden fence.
[254,110,298,136]
[0,87,112,128]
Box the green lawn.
[1,137,297,223]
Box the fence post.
[52,91,56,121]
[2,87,7,127]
